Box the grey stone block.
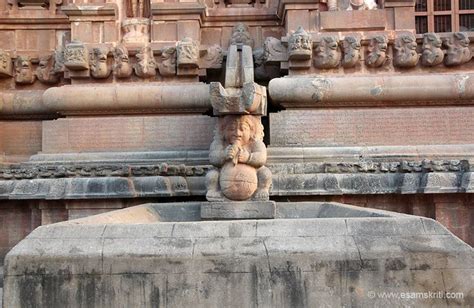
[201,201,276,220]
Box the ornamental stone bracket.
[206,23,272,202]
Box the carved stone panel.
[177,37,199,69]
[288,27,312,61]
[64,40,89,71]
[157,46,176,76]
[229,23,253,47]
[206,115,271,202]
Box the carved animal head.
[423,33,442,49]
[288,27,312,52]
[92,48,109,63]
[343,36,361,50]
[453,32,470,47]
[371,36,388,52]
[400,35,417,50]
[114,45,129,63]
[36,54,59,84]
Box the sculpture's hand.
[238,149,251,163]
[225,144,240,161]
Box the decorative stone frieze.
[177,37,199,69]
[64,40,89,71]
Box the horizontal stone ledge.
[1,172,472,200]
[42,83,211,114]
[268,73,474,106]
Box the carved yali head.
[288,26,312,60]
[314,36,341,69]
[217,115,263,146]
[36,54,59,84]
[15,55,35,84]
[230,23,253,47]
[114,45,129,63]
[423,32,442,48]
[113,45,132,78]
[454,32,470,47]
[342,36,361,68]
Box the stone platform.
[3,202,473,307]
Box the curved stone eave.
[268,73,474,107]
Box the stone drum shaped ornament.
[206,115,272,201]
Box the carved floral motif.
[421,33,444,67]
[64,40,89,71]
[393,34,419,68]
[314,36,341,69]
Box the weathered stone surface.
[201,201,275,219]
[4,202,473,307]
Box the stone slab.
[270,107,474,147]
[201,201,276,220]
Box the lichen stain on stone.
[270,261,307,307]
[456,75,469,97]
[311,77,331,103]
[370,85,383,96]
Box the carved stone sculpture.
[314,36,341,69]
[14,56,35,84]
[64,40,89,71]
[366,35,387,68]
[134,45,156,78]
[288,26,312,60]
[347,0,377,10]
[230,23,253,47]
[90,47,111,79]
[263,37,287,63]
[0,49,13,77]
[206,115,271,201]
[36,54,59,84]
[112,45,133,78]
[421,33,444,67]
[176,37,199,69]
[199,45,223,69]
[393,34,419,68]
[341,36,361,68]
[122,18,150,44]
[444,32,471,66]
[157,46,176,76]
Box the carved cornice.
[61,4,117,16]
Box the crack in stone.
[262,239,272,274]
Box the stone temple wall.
[1,0,474,264]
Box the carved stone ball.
[220,162,258,201]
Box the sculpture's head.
[454,32,470,47]
[423,33,442,48]
[219,115,263,146]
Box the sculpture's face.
[225,119,251,145]
[290,35,311,51]
[425,34,442,48]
